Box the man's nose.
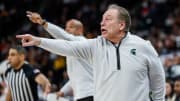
[100,20,105,26]
[7,56,11,60]
[65,28,69,31]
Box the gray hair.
[108,4,131,31]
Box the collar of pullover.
[106,32,130,46]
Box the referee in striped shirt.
[5,45,51,101]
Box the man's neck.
[14,61,24,70]
[110,31,127,44]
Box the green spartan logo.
[130,49,136,55]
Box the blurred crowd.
[0,0,179,100]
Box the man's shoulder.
[75,35,87,40]
[23,63,40,71]
[95,36,106,42]
[127,33,151,48]
[91,36,108,46]
[128,33,146,43]
[22,63,41,78]
[128,33,155,50]
[129,33,158,56]
[22,63,34,70]
[5,67,12,77]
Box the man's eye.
[106,18,111,20]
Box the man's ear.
[119,22,126,31]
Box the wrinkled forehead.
[102,9,119,18]
[66,21,75,26]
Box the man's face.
[174,80,180,95]
[100,9,123,40]
[65,21,78,35]
[166,82,172,96]
[8,49,23,68]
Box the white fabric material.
[45,23,94,100]
[60,81,73,96]
[39,32,165,101]
[0,60,9,74]
[47,93,69,101]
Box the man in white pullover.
[17,4,165,101]
[26,11,94,101]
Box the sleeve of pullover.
[38,38,94,63]
[146,41,165,101]
[44,22,84,41]
[60,81,73,96]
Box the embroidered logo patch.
[130,49,136,55]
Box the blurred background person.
[165,79,176,101]
[174,76,180,101]
[26,11,94,101]
[5,45,51,101]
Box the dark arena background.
[0,0,179,101]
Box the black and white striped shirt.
[5,63,40,101]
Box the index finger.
[16,35,26,39]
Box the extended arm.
[16,34,94,64]
[26,11,84,41]
[35,73,51,95]
[44,22,85,41]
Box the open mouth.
[101,28,107,34]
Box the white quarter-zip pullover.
[39,32,165,101]
[45,23,94,100]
